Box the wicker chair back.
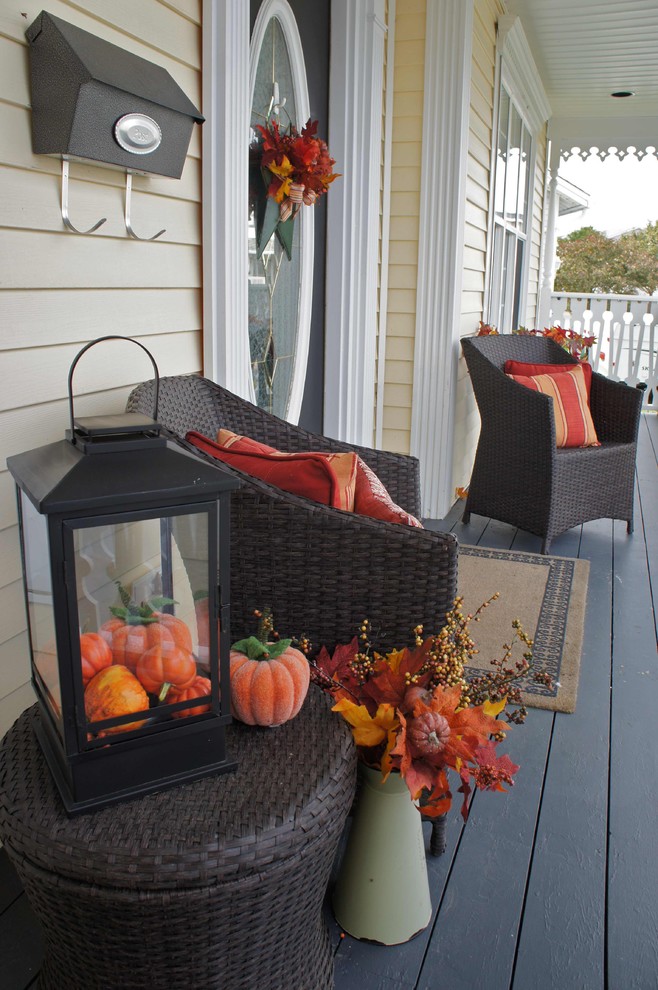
[127,374,458,652]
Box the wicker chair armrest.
[472,367,557,455]
[589,373,643,443]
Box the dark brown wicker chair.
[461,335,643,553]
[127,374,458,653]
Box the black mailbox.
[26,10,204,179]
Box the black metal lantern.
[6,338,240,814]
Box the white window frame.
[484,15,551,331]
[488,81,534,332]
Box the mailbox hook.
[124,172,166,241]
[61,159,107,234]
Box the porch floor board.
[334,411,657,990]
[1,415,656,990]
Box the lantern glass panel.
[20,491,62,732]
[70,508,216,739]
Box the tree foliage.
[554,220,658,294]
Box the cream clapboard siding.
[0,0,203,737]
[381,0,425,455]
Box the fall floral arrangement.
[251,115,339,259]
[309,596,552,822]
[476,320,596,362]
[514,325,596,361]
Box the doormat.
[458,545,590,713]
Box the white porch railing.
[549,292,657,409]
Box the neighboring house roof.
[557,175,589,216]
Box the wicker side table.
[0,689,356,990]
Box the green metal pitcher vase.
[332,764,432,944]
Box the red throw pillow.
[506,364,600,448]
[217,430,277,455]
[186,431,358,511]
[216,430,422,527]
[504,359,593,398]
[354,458,423,527]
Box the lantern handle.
[68,336,160,437]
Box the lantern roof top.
[7,436,240,514]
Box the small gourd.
[136,644,197,701]
[230,610,310,727]
[406,710,451,756]
[79,632,113,687]
[84,664,149,735]
[168,675,212,719]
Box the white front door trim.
[202,0,251,397]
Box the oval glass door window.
[248,1,313,422]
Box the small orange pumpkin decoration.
[84,664,149,735]
[99,584,193,673]
[168,675,212,719]
[136,644,197,701]
[230,611,310,727]
[79,632,113,687]
[151,611,193,652]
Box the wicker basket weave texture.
[127,375,459,655]
[0,689,356,990]
[461,335,643,552]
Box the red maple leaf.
[311,638,361,700]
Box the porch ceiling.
[507,0,658,123]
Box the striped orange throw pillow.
[212,429,358,511]
[506,363,600,448]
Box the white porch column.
[410,0,473,518]
[324,0,387,445]
[201,0,252,396]
[537,139,562,328]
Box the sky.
[555,154,658,239]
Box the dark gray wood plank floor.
[1,414,656,990]
[333,411,657,990]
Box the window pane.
[513,239,525,329]
[20,492,61,733]
[248,17,301,418]
[500,230,517,332]
[505,104,522,226]
[518,124,532,233]
[494,88,510,219]
[489,224,504,329]
[71,511,213,739]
